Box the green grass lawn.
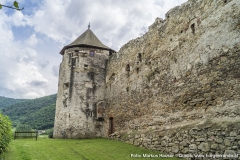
[1,137,180,160]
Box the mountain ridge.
[0,96,27,109]
[2,94,57,130]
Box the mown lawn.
[2,137,180,160]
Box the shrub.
[48,129,53,138]
[0,113,12,154]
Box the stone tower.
[53,26,115,138]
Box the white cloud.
[8,11,29,27]
[25,34,38,47]
[0,11,52,99]
[0,0,187,99]
[27,0,187,51]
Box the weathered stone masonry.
[54,0,240,158]
[105,0,240,158]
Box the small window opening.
[109,117,114,134]
[89,51,95,57]
[224,0,227,3]
[170,38,172,41]
[126,64,130,72]
[137,53,142,62]
[181,30,183,33]
[191,23,195,34]
[136,67,140,74]
[69,113,70,118]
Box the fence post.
[36,130,38,140]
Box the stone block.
[232,146,238,150]
[235,135,240,140]
[153,141,159,145]
[168,143,175,147]
[198,142,210,152]
[161,140,167,147]
[210,143,218,150]
[224,139,231,146]
[230,132,237,137]
[223,150,237,159]
[215,138,223,143]
[226,137,235,141]
[189,144,197,150]
[180,141,188,147]
[182,147,189,154]
[196,138,205,142]
[171,146,179,153]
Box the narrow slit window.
[136,67,140,74]
[191,23,195,34]
[109,117,114,134]
[137,53,142,62]
[126,64,130,72]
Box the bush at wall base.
[0,113,12,154]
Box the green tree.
[0,1,24,10]
[16,124,32,132]
[0,113,12,154]
[3,94,56,130]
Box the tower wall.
[53,47,109,138]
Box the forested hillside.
[2,94,57,130]
[0,96,27,109]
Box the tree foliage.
[0,113,12,154]
[2,94,56,130]
[15,124,32,132]
[0,1,24,10]
[0,96,26,109]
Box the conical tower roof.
[60,28,114,55]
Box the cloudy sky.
[0,0,187,99]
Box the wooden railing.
[14,131,38,140]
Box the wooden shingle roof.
[60,28,114,55]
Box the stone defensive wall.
[104,0,240,158]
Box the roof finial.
[88,22,90,29]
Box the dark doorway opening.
[109,117,114,134]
